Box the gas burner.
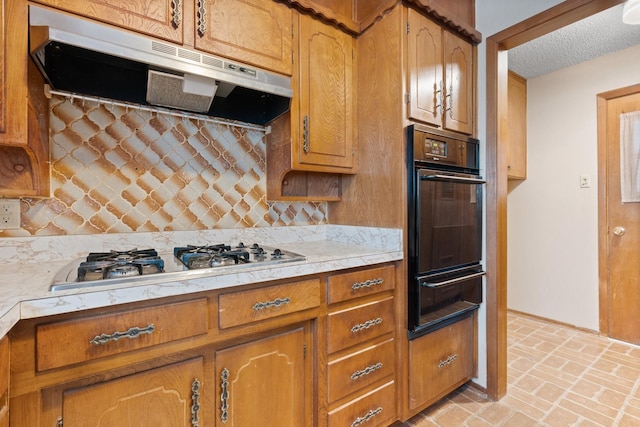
[173,243,304,270]
[51,243,306,291]
[86,249,160,263]
[77,249,165,282]
[174,245,251,269]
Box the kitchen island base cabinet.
[214,326,310,427]
[53,357,204,427]
[408,314,476,414]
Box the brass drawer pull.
[220,368,229,423]
[351,407,383,427]
[253,297,291,311]
[191,378,201,427]
[438,353,458,368]
[351,317,382,333]
[171,0,181,27]
[89,324,155,345]
[350,362,383,380]
[351,278,383,291]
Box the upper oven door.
[415,169,485,274]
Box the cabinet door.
[0,0,28,145]
[0,0,51,198]
[296,13,356,171]
[215,327,308,426]
[31,0,184,44]
[443,30,473,135]
[507,70,527,179]
[62,357,204,427]
[0,336,8,427]
[407,9,443,128]
[408,315,475,411]
[195,0,293,75]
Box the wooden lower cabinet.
[0,336,8,427]
[214,326,310,426]
[325,265,397,427]
[408,314,476,412]
[7,264,399,426]
[60,357,204,427]
[327,381,396,427]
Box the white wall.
[507,43,640,331]
[474,0,563,389]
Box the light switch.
[580,174,591,188]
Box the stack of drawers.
[325,264,397,427]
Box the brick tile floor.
[395,311,640,426]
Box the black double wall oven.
[407,125,485,339]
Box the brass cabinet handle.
[220,368,229,423]
[89,324,155,345]
[350,362,383,380]
[351,407,383,427]
[434,80,444,116]
[351,278,383,291]
[438,353,458,368]
[191,379,201,427]
[351,317,382,333]
[303,115,310,153]
[253,297,291,311]
[171,0,181,27]
[197,0,207,36]
[445,83,454,118]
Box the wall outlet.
[0,199,21,229]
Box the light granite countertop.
[0,225,403,338]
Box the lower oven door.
[414,169,484,273]
[409,265,484,339]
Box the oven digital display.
[423,138,447,157]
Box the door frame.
[485,0,625,400]
[596,83,640,335]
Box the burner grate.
[77,249,165,282]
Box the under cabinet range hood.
[28,5,292,125]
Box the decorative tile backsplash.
[2,95,326,237]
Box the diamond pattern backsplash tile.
[3,96,326,237]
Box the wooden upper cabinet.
[507,70,527,180]
[0,0,50,197]
[31,0,185,44]
[407,8,474,135]
[443,30,473,134]
[407,11,443,129]
[294,13,356,172]
[194,0,294,76]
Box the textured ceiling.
[508,3,640,79]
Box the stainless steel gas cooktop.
[51,243,306,291]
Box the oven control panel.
[410,125,479,171]
[423,138,447,157]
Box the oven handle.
[421,174,486,184]
[420,271,486,288]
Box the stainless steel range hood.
[29,5,292,126]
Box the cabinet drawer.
[218,279,320,329]
[408,315,475,410]
[327,297,394,354]
[327,265,395,304]
[327,381,396,427]
[36,298,208,371]
[327,338,395,403]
